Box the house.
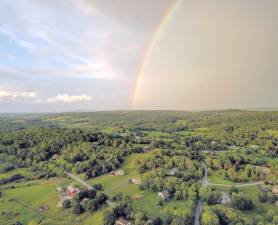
[92,141,99,147]
[158,190,170,201]
[135,136,142,143]
[57,186,64,192]
[66,185,80,197]
[128,178,141,185]
[52,154,59,160]
[261,166,271,174]
[143,146,150,152]
[272,185,278,196]
[115,217,132,225]
[167,168,179,176]
[111,169,124,176]
[256,166,271,175]
[218,192,230,205]
[250,145,259,150]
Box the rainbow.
[131,0,181,107]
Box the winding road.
[194,162,208,225]
[194,163,263,225]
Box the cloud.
[46,94,92,103]
[0,64,116,80]
[0,89,37,101]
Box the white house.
[158,190,170,201]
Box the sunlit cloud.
[46,94,92,103]
[0,89,37,101]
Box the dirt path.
[64,171,93,190]
[208,181,263,187]
[64,171,115,207]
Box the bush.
[153,217,163,225]
[229,186,239,195]
[156,199,164,206]
[72,203,84,215]
[103,210,115,225]
[231,192,253,210]
[112,192,123,201]
[62,199,71,209]
[93,184,104,191]
[258,191,268,203]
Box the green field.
[208,174,235,185]
[88,152,194,219]
[0,178,106,225]
[212,184,278,220]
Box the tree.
[96,192,108,205]
[134,211,146,225]
[156,199,164,206]
[72,203,84,215]
[84,199,98,212]
[62,199,71,209]
[153,217,163,225]
[112,192,123,201]
[87,189,97,199]
[229,186,239,195]
[93,183,104,191]
[201,208,219,225]
[258,191,268,203]
[13,222,23,225]
[231,192,253,210]
[103,210,115,225]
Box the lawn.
[88,152,195,220]
[88,153,147,197]
[0,197,43,225]
[143,131,174,139]
[0,178,106,225]
[212,185,278,219]
[208,174,235,185]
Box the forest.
[0,110,277,225]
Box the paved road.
[201,162,208,188]
[193,162,263,225]
[194,162,208,225]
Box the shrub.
[62,199,71,209]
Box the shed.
[158,190,170,201]
[272,185,278,195]
[115,217,132,225]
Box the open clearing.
[212,184,278,220]
[87,152,194,219]
[0,178,106,225]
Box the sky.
[0,0,277,112]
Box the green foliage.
[0,110,278,224]
[201,207,219,225]
[103,210,115,225]
[62,199,71,209]
[230,192,254,210]
[72,202,84,215]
